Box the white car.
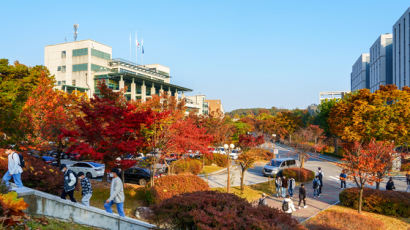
[212,147,226,155]
[230,150,240,160]
[68,162,105,179]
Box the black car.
[124,167,158,186]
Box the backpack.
[313,179,318,189]
[18,153,25,168]
[258,198,266,206]
[67,170,79,187]
[282,201,289,212]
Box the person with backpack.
[60,164,77,202]
[313,175,321,198]
[317,167,324,195]
[282,195,296,215]
[77,172,92,206]
[258,193,268,206]
[288,177,296,197]
[1,149,24,189]
[340,170,347,189]
[275,176,282,197]
[298,184,307,209]
[281,176,288,198]
[104,168,125,217]
[386,177,395,191]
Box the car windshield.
[269,160,282,167]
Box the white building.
[319,91,349,103]
[369,34,393,93]
[44,39,191,100]
[185,95,209,115]
[351,53,370,91]
[393,7,410,89]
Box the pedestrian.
[77,172,92,206]
[258,193,268,206]
[104,168,125,217]
[317,167,324,195]
[275,176,282,197]
[340,170,347,189]
[1,149,24,189]
[282,195,296,215]
[281,176,288,198]
[406,172,410,193]
[60,164,77,203]
[298,183,307,209]
[386,177,395,191]
[313,175,321,198]
[288,177,295,197]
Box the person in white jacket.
[2,149,23,188]
[104,168,125,217]
[282,195,296,215]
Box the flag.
[141,39,144,54]
[135,32,140,48]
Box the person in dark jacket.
[340,170,347,189]
[77,172,92,206]
[60,164,77,202]
[281,176,288,198]
[298,184,307,209]
[386,177,395,191]
[317,167,324,195]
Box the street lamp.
[224,143,235,193]
[272,134,277,159]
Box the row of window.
[64,48,111,60]
[72,63,109,72]
[57,65,66,72]
[91,48,111,60]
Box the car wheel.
[86,172,92,179]
[138,179,147,186]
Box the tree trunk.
[358,187,363,213]
[375,182,380,190]
[240,167,245,192]
[333,137,338,155]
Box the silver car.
[68,162,105,179]
[262,158,298,177]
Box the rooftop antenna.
[74,24,79,41]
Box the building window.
[91,64,109,72]
[72,63,88,72]
[61,65,66,73]
[61,51,66,58]
[72,48,88,57]
[57,81,61,85]
[62,80,66,85]
[72,80,76,86]
[91,49,111,60]
[57,66,61,71]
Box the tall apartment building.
[351,53,370,91]
[44,39,191,101]
[393,7,410,89]
[369,34,393,92]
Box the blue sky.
[1,1,409,111]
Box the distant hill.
[228,107,288,116]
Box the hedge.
[172,159,203,175]
[151,174,209,203]
[151,191,306,230]
[339,188,410,218]
[212,153,228,167]
[282,167,315,182]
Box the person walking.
[313,176,321,198]
[77,172,92,206]
[2,149,24,189]
[288,177,295,197]
[275,176,282,197]
[281,176,288,198]
[104,168,125,217]
[340,170,347,189]
[317,167,324,195]
[60,164,77,203]
[258,193,268,206]
[298,184,307,209]
[386,177,395,191]
[282,195,296,215]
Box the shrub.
[401,162,410,171]
[305,209,384,230]
[0,192,29,226]
[339,188,410,218]
[151,174,209,203]
[248,148,272,161]
[151,191,305,230]
[172,159,203,175]
[213,153,228,167]
[0,149,63,195]
[201,154,213,166]
[282,167,315,182]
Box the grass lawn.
[213,180,276,202]
[200,165,224,174]
[74,181,146,218]
[304,205,410,230]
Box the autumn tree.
[342,140,392,213]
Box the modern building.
[185,95,209,115]
[369,34,393,92]
[393,7,410,89]
[351,53,370,91]
[205,99,224,117]
[44,40,192,101]
[319,91,349,103]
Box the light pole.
[272,134,277,159]
[224,143,235,193]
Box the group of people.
[1,149,126,217]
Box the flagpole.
[141,38,144,65]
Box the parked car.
[41,156,56,164]
[69,152,81,160]
[124,167,161,186]
[262,158,298,177]
[229,149,240,160]
[67,162,105,179]
[212,147,226,154]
